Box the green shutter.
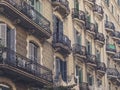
[74,0,79,10]
[79,69,83,83]
[77,34,81,44]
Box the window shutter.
[74,29,77,43]
[0,24,7,47]
[76,65,79,76]
[74,0,79,10]
[10,29,16,51]
[79,69,83,83]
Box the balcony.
[73,44,86,59]
[110,31,120,41]
[53,33,71,56]
[107,68,118,81]
[0,47,53,87]
[117,40,120,46]
[113,52,120,62]
[85,22,96,37]
[72,8,86,27]
[106,44,116,55]
[105,21,115,33]
[86,55,97,67]
[79,82,89,90]
[0,0,51,39]
[93,4,104,19]
[51,0,70,18]
[97,62,106,75]
[84,0,95,8]
[95,32,105,46]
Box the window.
[86,40,92,55]
[118,15,119,22]
[87,73,94,86]
[0,23,16,50]
[118,0,120,6]
[29,42,39,62]
[109,83,111,90]
[105,14,108,21]
[111,5,114,14]
[105,0,109,6]
[97,79,102,87]
[74,0,79,10]
[28,0,42,12]
[76,66,83,83]
[96,50,101,62]
[107,59,110,68]
[0,84,11,90]
[56,58,67,82]
[76,31,81,44]
[53,15,63,34]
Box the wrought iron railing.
[93,4,104,16]
[107,68,119,77]
[79,82,89,90]
[53,33,71,49]
[113,52,120,60]
[4,0,50,33]
[73,44,86,56]
[97,62,106,72]
[0,47,52,82]
[105,21,115,31]
[95,32,105,43]
[72,8,86,22]
[110,31,120,39]
[85,22,96,33]
[86,0,95,3]
[106,44,116,52]
[86,55,96,64]
[51,0,70,11]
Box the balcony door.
[74,0,79,10]
[29,42,39,62]
[28,0,42,12]
[53,15,63,42]
[56,58,67,82]
[76,65,83,83]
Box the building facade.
[0,0,120,90]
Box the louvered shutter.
[0,24,7,47]
[77,34,81,45]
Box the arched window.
[0,84,11,90]
[29,41,39,62]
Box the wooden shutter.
[53,15,57,33]
[0,24,7,47]
[77,34,81,44]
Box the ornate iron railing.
[4,0,50,33]
[73,44,86,56]
[95,32,105,43]
[105,21,115,31]
[53,33,71,49]
[0,47,52,82]
[72,8,86,22]
[93,4,104,16]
